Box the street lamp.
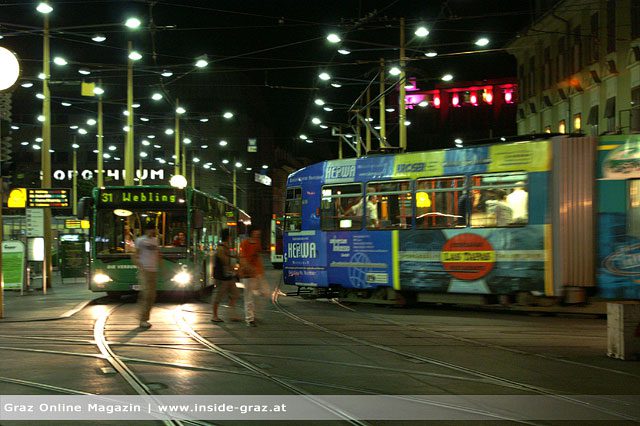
[95,81,104,186]
[71,138,79,215]
[124,17,141,186]
[37,0,53,292]
[0,45,21,318]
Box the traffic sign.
[27,188,70,208]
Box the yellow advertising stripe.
[597,144,621,151]
[392,231,400,290]
[488,140,551,172]
[441,251,496,262]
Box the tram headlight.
[172,271,191,286]
[93,272,112,285]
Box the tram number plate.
[131,285,141,291]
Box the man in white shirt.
[507,183,528,223]
[132,222,160,329]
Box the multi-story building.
[506,0,640,136]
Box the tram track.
[329,298,640,380]
[272,289,639,422]
[172,305,373,426]
[171,305,552,424]
[93,304,214,426]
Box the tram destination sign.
[97,188,184,207]
[27,188,70,208]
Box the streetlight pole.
[40,2,53,291]
[232,166,237,206]
[365,87,371,153]
[124,41,134,185]
[72,137,77,216]
[97,79,104,187]
[379,59,386,149]
[174,98,180,176]
[398,17,407,152]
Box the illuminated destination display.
[97,188,184,206]
[27,188,70,208]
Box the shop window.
[559,119,566,134]
[573,113,582,132]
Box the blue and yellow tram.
[283,135,640,301]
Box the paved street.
[1,265,639,425]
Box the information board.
[64,219,89,229]
[26,208,44,237]
[59,234,87,279]
[27,188,70,208]
[1,241,25,290]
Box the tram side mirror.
[192,209,204,229]
[77,196,93,219]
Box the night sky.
[1,0,546,168]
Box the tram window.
[284,187,302,231]
[470,173,528,228]
[321,183,363,230]
[629,180,640,238]
[366,180,412,229]
[415,177,465,229]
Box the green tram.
[80,185,250,296]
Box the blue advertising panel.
[355,155,395,182]
[283,230,328,287]
[443,145,490,175]
[399,227,545,294]
[326,231,393,289]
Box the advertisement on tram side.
[326,231,393,289]
[283,230,328,287]
[398,227,546,294]
[597,134,640,299]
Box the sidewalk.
[0,275,97,322]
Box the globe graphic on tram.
[348,252,373,288]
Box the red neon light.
[433,96,441,108]
[470,93,477,105]
[484,92,493,104]
[452,93,460,107]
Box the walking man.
[211,228,240,322]
[132,222,160,329]
[239,226,270,327]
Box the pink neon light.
[452,94,460,107]
[405,94,426,109]
[470,93,477,105]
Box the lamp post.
[124,41,135,185]
[0,45,22,318]
[71,138,78,216]
[37,1,53,292]
[96,80,104,187]
[174,98,181,176]
[398,17,407,151]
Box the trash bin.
[607,302,640,360]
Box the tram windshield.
[95,208,188,256]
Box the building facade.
[506,0,640,136]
